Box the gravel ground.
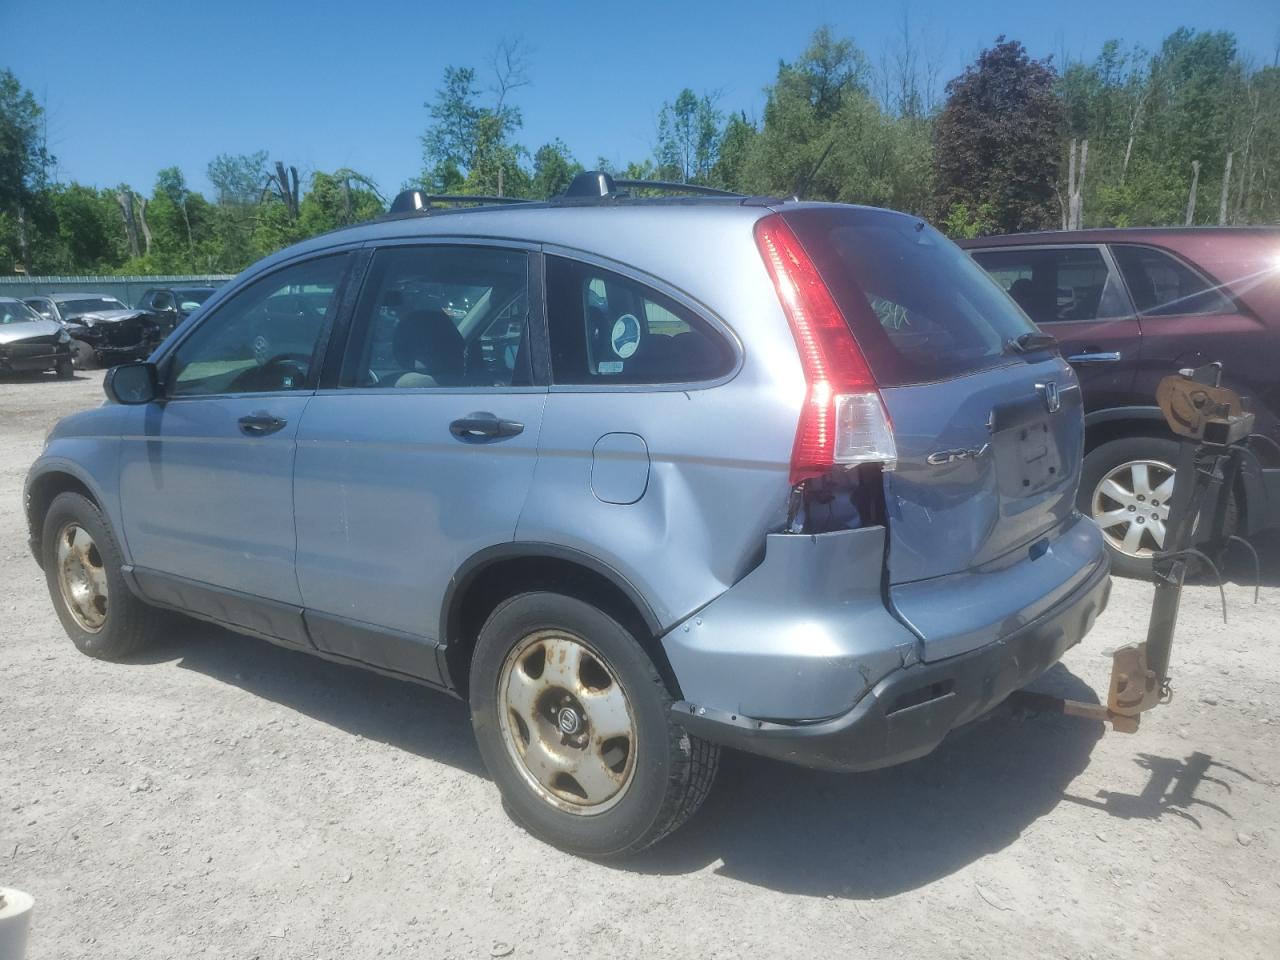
[2,369,1278,960]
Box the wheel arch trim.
[25,460,118,568]
[441,542,664,646]
[1083,405,1166,429]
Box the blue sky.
[3,0,1277,200]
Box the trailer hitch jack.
[1010,363,1258,734]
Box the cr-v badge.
[927,444,990,466]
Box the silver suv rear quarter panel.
[510,209,807,628]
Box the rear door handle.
[1066,351,1122,364]
[449,412,524,442]
[238,414,287,436]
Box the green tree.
[206,151,269,270]
[0,69,54,272]
[933,37,1064,233]
[207,151,268,206]
[530,140,582,198]
[710,112,757,191]
[421,41,530,195]
[739,26,931,212]
[50,184,122,271]
[299,169,386,234]
[656,89,722,183]
[422,66,484,177]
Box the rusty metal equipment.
[1012,363,1256,732]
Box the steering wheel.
[229,353,311,392]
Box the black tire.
[1079,435,1238,580]
[41,492,166,660]
[69,340,95,370]
[55,357,74,379]
[469,592,718,858]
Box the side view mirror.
[104,361,159,405]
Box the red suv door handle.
[1067,351,1122,364]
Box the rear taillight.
[754,214,897,484]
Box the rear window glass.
[545,256,734,385]
[783,208,1038,386]
[970,247,1131,324]
[1110,244,1235,317]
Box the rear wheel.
[469,592,718,857]
[1080,435,1237,579]
[42,492,166,659]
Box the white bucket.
[0,888,34,960]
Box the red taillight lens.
[755,214,896,484]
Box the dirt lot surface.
[2,369,1278,960]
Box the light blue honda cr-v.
[26,173,1110,856]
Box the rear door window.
[782,207,1038,387]
[545,256,734,385]
[1110,245,1235,317]
[969,247,1131,325]
[340,245,531,389]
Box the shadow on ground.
[135,620,486,777]
[620,663,1111,896]
[127,625,1138,897]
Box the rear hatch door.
[784,207,1092,659]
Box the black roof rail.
[560,171,744,200]
[388,189,534,214]
[614,179,743,198]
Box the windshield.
[1,301,40,324]
[783,207,1039,386]
[58,297,127,317]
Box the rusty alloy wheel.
[497,629,638,814]
[55,522,109,633]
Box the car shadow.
[132,619,486,777]
[0,371,85,383]
[1222,530,1280,588]
[126,623,1129,896]
[615,663,1108,896]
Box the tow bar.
[1011,363,1259,733]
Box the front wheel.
[41,492,167,659]
[69,339,95,370]
[469,592,718,858]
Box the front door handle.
[238,414,287,436]
[1067,351,1122,364]
[449,412,524,442]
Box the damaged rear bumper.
[669,535,1111,773]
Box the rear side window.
[970,247,1131,325]
[545,256,734,385]
[783,208,1038,386]
[1110,245,1235,317]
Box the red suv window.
[1110,245,1235,317]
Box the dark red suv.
[962,228,1280,577]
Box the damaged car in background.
[0,298,74,378]
[24,292,164,370]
